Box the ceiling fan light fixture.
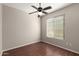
[38,12,43,15]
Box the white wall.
[0,4,2,55]
[41,4,79,53]
[2,5,40,51]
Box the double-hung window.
[47,15,64,40]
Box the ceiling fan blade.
[29,11,38,14]
[42,11,48,14]
[43,6,52,10]
[31,5,38,10]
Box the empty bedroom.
[0,3,79,56]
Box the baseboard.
[42,41,79,54]
[3,40,40,52]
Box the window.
[47,15,64,40]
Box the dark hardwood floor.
[2,42,79,56]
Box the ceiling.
[3,3,71,15]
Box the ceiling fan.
[29,3,52,17]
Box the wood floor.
[2,42,79,56]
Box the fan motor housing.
[38,7,42,12]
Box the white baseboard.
[42,41,79,54]
[3,40,40,52]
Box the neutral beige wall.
[0,4,2,55]
[41,4,79,53]
[2,5,40,51]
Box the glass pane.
[47,19,54,37]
